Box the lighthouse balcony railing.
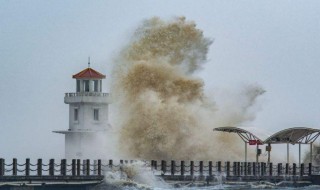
[65,92,109,97]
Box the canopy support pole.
[299,143,301,167]
[287,143,289,164]
[256,144,259,163]
[245,142,247,163]
[310,143,313,164]
[267,143,271,164]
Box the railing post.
[12,158,17,176]
[208,161,212,176]
[154,160,157,170]
[190,161,194,176]
[233,162,236,176]
[77,159,81,176]
[293,163,296,176]
[0,159,4,176]
[226,162,230,177]
[217,161,221,173]
[72,159,76,176]
[285,163,289,175]
[278,163,282,176]
[0,158,6,176]
[93,160,97,175]
[260,162,264,176]
[237,162,240,176]
[300,163,304,176]
[86,159,90,176]
[240,162,243,176]
[199,161,203,176]
[109,160,113,169]
[82,160,86,175]
[49,159,54,176]
[37,159,42,176]
[25,158,30,176]
[161,160,166,176]
[181,161,185,176]
[265,163,268,176]
[264,162,267,176]
[247,162,251,175]
[98,160,101,176]
[269,163,273,176]
[244,162,247,176]
[171,160,175,176]
[119,160,123,173]
[61,159,66,176]
[253,162,256,176]
[309,163,312,175]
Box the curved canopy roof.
[263,127,320,145]
[213,126,320,145]
[213,126,263,143]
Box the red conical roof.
[72,68,106,79]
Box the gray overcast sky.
[1,0,320,160]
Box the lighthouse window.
[76,80,80,92]
[93,80,99,92]
[94,109,99,121]
[74,108,78,121]
[84,80,90,92]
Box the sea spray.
[101,161,170,190]
[111,17,265,161]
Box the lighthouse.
[54,61,111,159]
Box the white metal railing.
[65,92,109,97]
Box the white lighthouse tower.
[54,61,111,159]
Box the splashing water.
[96,162,320,190]
[111,16,265,161]
[96,161,168,190]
